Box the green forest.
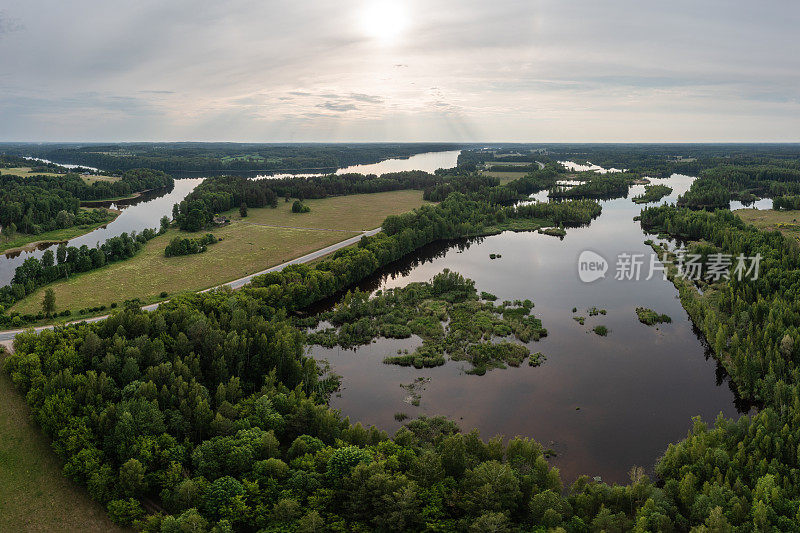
[0,166,172,237]
[5,145,800,530]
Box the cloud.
[0,0,797,141]
[316,101,357,112]
[347,93,383,104]
[0,11,23,37]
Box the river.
[307,172,756,484]
[0,150,462,286]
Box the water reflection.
[0,179,204,285]
[308,172,755,484]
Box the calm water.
[0,151,462,286]
[309,173,754,484]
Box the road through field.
[0,228,380,344]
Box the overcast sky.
[1,0,798,142]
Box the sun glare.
[359,1,408,45]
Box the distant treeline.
[460,144,800,179]
[678,163,800,209]
[1,143,462,173]
[0,168,172,235]
[174,168,573,232]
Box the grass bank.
[0,208,119,254]
[479,170,529,183]
[0,347,127,532]
[10,190,429,318]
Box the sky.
[0,0,798,142]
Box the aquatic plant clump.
[303,269,547,374]
[635,306,672,325]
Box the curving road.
[0,228,381,344]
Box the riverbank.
[0,208,120,255]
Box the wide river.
[0,150,462,286]
[308,173,760,484]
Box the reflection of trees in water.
[690,322,759,414]
[79,183,175,210]
[301,237,485,316]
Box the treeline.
[3,143,461,173]
[678,163,800,209]
[632,184,672,204]
[173,176,279,231]
[548,175,631,200]
[773,195,800,211]
[164,234,218,257]
[639,205,800,402]
[174,166,580,233]
[0,228,163,325]
[636,205,800,528]
[0,169,172,235]
[173,171,488,231]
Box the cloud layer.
[0,0,798,141]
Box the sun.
[359,1,408,45]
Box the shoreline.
[1,208,121,256]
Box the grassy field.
[1,166,64,178]
[11,190,428,317]
[80,174,121,184]
[0,166,118,184]
[0,347,127,532]
[480,170,529,183]
[484,161,531,168]
[0,208,119,254]
[736,208,800,244]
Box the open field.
[735,208,800,244]
[0,166,118,184]
[0,166,64,178]
[0,208,119,254]
[10,190,428,316]
[0,348,127,532]
[80,174,121,184]
[484,161,532,168]
[480,170,529,183]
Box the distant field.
[1,166,119,184]
[0,208,119,254]
[736,208,800,244]
[1,166,63,178]
[484,161,531,168]
[480,170,528,183]
[80,174,121,184]
[0,348,126,532]
[11,190,428,316]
